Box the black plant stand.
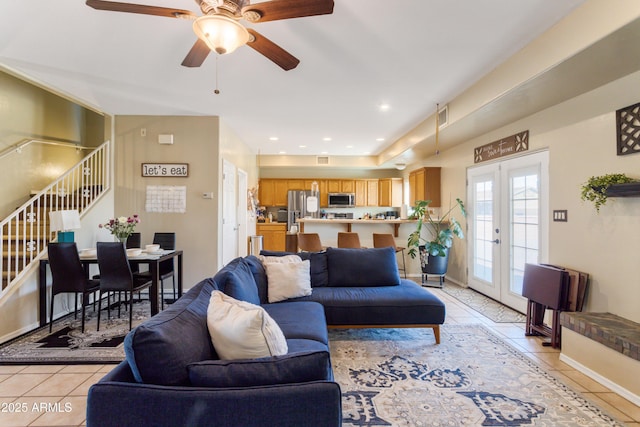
[422,273,445,288]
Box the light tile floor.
[0,286,638,426]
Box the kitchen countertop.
[297,218,415,224]
[296,218,415,236]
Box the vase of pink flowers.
[99,214,140,243]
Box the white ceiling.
[0,0,586,159]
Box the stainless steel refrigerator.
[287,190,319,231]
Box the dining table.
[38,249,183,328]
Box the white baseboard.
[559,353,640,407]
[0,321,41,345]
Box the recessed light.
[299,145,307,148]
[321,151,328,154]
[346,145,353,149]
[376,138,385,142]
[323,137,332,142]
[269,137,279,141]
[279,151,286,154]
[379,104,390,112]
[363,151,371,155]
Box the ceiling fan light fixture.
[193,15,250,55]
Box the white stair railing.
[0,140,110,293]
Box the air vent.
[438,105,448,129]
[316,156,330,165]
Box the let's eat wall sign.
[142,163,189,177]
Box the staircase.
[0,140,110,292]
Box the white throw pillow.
[259,254,302,264]
[206,291,288,360]
[264,260,312,303]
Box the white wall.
[0,191,114,343]
[219,119,260,261]
[406,70,640,323]
[114,115,259,288]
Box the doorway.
[466,151,549,313]
[222,160,238,266]
[237,168,248,257]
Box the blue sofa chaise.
[87,246,445,427]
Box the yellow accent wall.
[0,70,105,217]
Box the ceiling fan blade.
[242,0,334,23]
[181,39,211,68]
[85,0,196,19]
[246,29,300,71]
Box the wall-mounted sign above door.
[142,163,189,177]
[474,130,529,163]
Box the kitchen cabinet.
[409,167,441,207]
[260,176,405,208]
[327,179,355,193]
[378,178,402,207]
[355,179,380,206]
[274,180,289,206]
[256,223,287,251]
[287,180,305,191]
[341,180,355,193]
[319,180,328,207]
[367,179,379,206]
[258,179,276,206]
[355,180,367,206]
[327,179,341,193]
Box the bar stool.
[337,232,364,248]
[297,233,324,252]
[373,233,406,278]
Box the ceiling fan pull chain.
[214,55,220,95]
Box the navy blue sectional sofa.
[86,247,445,427]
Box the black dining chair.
[135,232,176,309]
[126,232,141,274]
[96,242,152,331]
[47,242,100,333]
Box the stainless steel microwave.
[328,193,355,208]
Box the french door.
[466,151,549,313]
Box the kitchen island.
[297,218,416,237]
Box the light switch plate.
[553,210,567,222]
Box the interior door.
[222,160,238,266]
[467,151,548,313]
[237,168,248,257]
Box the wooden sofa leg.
[433,325,440,344]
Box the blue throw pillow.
[187,350,331,388]
[244,255,268,303]
[212,257,260,305]
[326,246,400,287]
[124,279,217,386]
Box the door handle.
[493,239,500,244]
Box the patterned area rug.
[439,282,527,323]
[0,300,152,364]
[331,326,622,426]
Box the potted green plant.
[580,173,635,213]
[407,198,466,284]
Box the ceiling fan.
[85,0,335,70]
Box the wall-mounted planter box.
[605,182,640,197]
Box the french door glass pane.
[510,172,539,295]
[473,180,493,282]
